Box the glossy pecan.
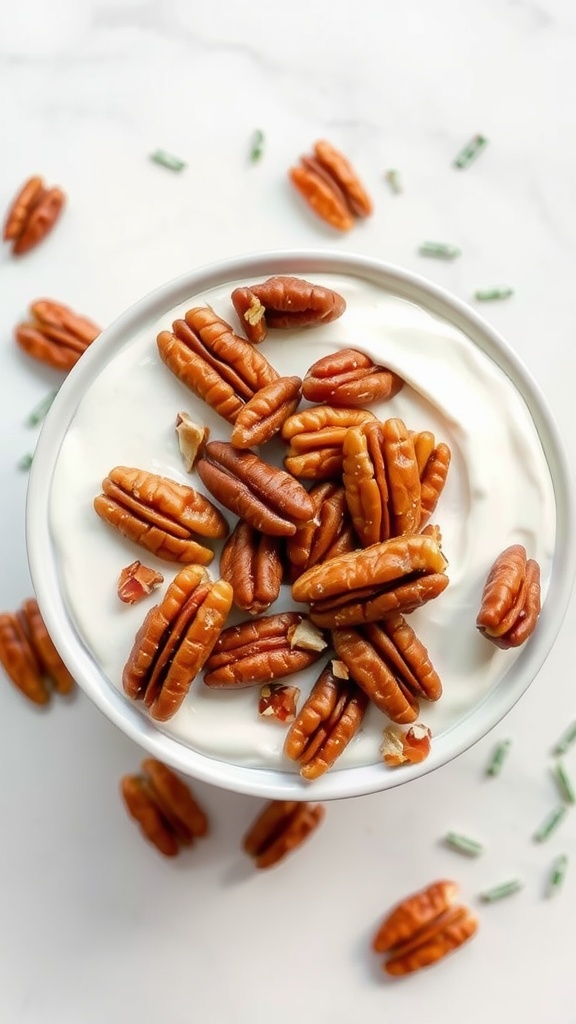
[292,533,449,628]
[289,139,372,232]
[15,298,101,372]
[286,481,357,581]
[94,465,228,564]
[342,418,422,546]
[331,614,442,723]
[243,799,325,868]
[284,662,368,779]
[0,597,74,704]
[230,375,302,448]
[281,405,377,480]
[117,561,164,604]
[411,431,451,528]
[3,176,66,255]
[302,349,403,407]
[476,544,541,649]
[121,758,208,857]
[196,441,314,537]
[372,880,478,976]
[157,306,279,423]
[220,520,283,615]
[122,564,233,721]
[231,276,346,343]
[380,723,432,766]
[203,612,325,688]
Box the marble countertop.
[2,1,576,1021]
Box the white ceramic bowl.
[26,250,575,800]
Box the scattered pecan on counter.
[476,544,541,649]
[0,597,75,704]
[231,275,346,344]
[243,799,325,868]
[121,758,208,857]
[289,139,373,231]
[3,175,66,255]
[15,298,101,372]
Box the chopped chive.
[534,804,568,843]
[552,720,576,756]
[418,241,461,260]
[485,738,512,777]
[17,452,34,471]
[150,149,187,173]
[443,831,484,857]
[479,879,522,903]
[453,133,488,169]
[474,287,514,302]
[249,129,265,163]
[547,854,568,897]
[553,762,576,805]
[384,169,402,194]
[26,389,58,427]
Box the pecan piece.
[292,533,449,628]
[157,306,278,424]
[258,683,300,723]
[331,614,442,723]
[220,520,283,615]
[175,412,210,472]
[0,598,74,704]
[302,349,403,407]
[15,298,101,372]
[117,561,164,604]
[243,799,325,868]
[94,466,228,564]
[121,758,208,857]
[281,405,377,480]
[284,662,368,779]
[289,139,372,232]
[230,375,302,448]
[203,612,325,688]
[411,432,451,528]
[380,723,432,766]
[476,544,541,649]
[196,441,314,537]
[122,565,233,720]
[3,176,66,255]
[287,481,356,581]
[231,276,346,343]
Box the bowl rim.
[26,247,576,800]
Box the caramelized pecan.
[0,598,74,704]
[281,405,377,480]
[231,276,346,343]
[286,481,356,581]
[243,799,325,868]
[203,612,325,688]
[121,758,208,857]
[3,176,66,255]
[289,140,372,232]
[122,565,233,720]
[94,465,228,564]
[411,431,451,528]
[302,349,403,407]
[15,298,101,372]
[230,375,302,448]
[476,544,541,649]
[196,441,314,537]
[220,520,283,615]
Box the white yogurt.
[49,273,556,771]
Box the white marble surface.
[2,1,576,1021]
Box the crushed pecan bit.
[287,481,357,581]
[220,520,283,615]
[121,758,208,857]
[287,618,328,653]
[281,404,377,480]
[230,375,302,448]
[284,663,368,779]
[302,349,403,407]
[203,612,324,688]
[122,565,233,721]
[175,412,210,472]
[231,276,346,342]
[243,799,325,868]
[292,533,449,629]
[157,306,279,424]
[258,683,300,723]
[331,659,349,680]
[3,176,66,255]
[289,139,372,231]
[380,723,432,767]
[196,441,314,537]
[94,465,228,564]
[0,598,75,704]
[476,544,541,649]
[15,298,101,372]
[117,561,164,604]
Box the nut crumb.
[331,659,349,679]
[288,618,327,652]
[175,411,209,472]
[244,295,266,325]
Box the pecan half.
[302,349,403,407]
[117,561,164,604]
[281,405,377,480]
[231,276,346,343]
[230,375,302,448]
[411,432,451,528]
[121,758,208,857]
[3,176,66,255]
[220,520,283,615]
[292,533,449,628]
[122,565,233,720]
[0,598,74,704]
[157,307,278,424]
[380,723,432,766]
[476,544,541,649]
[284,662,368,779]
[289,139,372,232]
[196,441,314,537]
[286,481,356,581]
[94,466,228,564]
[15,298,101,372]
[331,614,442,723]
[203,612,325,688]
[372,880,478,976]
[243,799,325,868]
